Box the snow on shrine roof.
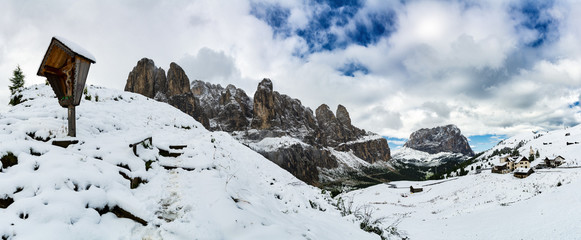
[53,36,96,63]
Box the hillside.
[0,85,377,239]
[467,126,581,171]
[338,126,581,239]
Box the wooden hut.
[410,185,423,193]
[37,37,95,137]
[514,167,534,178]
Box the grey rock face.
[404,124,474,156]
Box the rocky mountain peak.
[167,62,191,96]
[404,124,474,156]
[315,104,335,123]
[336,104,351,126]
[258,78,273,91]
[124,58,167,99]
[252,78,277,130]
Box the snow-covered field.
[0,85,377,240]
[342,168,581,239]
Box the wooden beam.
[68,105,76,137]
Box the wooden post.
[68,105,76,137]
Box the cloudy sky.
[2,0,581,152]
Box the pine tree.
[9,65,25,105]
[9,65,25,94]
[535,150,540,158]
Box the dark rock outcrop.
[404,124,474,156]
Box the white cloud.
[1,0,581,141]
[179,48,240,85]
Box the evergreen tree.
[8,65,25,105]
[536,150,540,158]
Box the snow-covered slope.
[467,125,581,172]
[337,126,581,239]
[0,85,377,240]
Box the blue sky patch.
[514,0,558,48]
[346,11,396,47]
[384,136,407,150]
[250,3,292,38]
[250,0,396,53]
[338,61,369,77]
[468,134,507,153]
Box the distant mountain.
[125,58,393,188]
[404,124,474,156]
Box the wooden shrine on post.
[37,37,96,137]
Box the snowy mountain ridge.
[392,147,467,165]
[0,84,377,239]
